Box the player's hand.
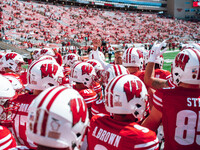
[148,40,167,62]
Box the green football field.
[162,50,179,71]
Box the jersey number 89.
[175,110,200,145]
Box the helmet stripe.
[191,49,200,80]
[129,48,133,64]
[33,86,57,134]
[117,65,122,75]
[113,65,118,76]
[41,87,67,136]
[126,48,130,63]
[109,74,127,107]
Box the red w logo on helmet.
[5,53,17,61]
[175,53,189,71]
[137,50,143,59]
[124,80,142,102]
[81,65,93,75]
[70,98,87,126]
[67,55,75,60]
[88,61,97,67]
[40,64,58,78]
[40,49,48,55]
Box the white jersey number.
[175,110,200,145]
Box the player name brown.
[92,126,121,148]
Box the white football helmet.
[102,64,129,86]
[70,62,96,88]
[105,74,149,121]
[172,48,200,85]
[3,73,25,94]
[63,53,79,67]
[27,86,89,149]
[3,52,25,73]
[27,59,64,90]
[86,59,104,82]
[40,48,55,57]
[86,59,104,72]
[0,75,17,106]
[0,75,18,124]
[32,48,41,60]
[122,48,143,69]
[38,55,57,62]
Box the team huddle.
[0,39,200,150]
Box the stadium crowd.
[0,0,199,51]
[0,0,200,150]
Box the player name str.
[92,126,121,148]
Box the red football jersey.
[154,69,171,80]
[167,77,177,88]
[19,71,27,85]
[73,85,98,108]
[63,66,71,76]
[54,53,62,66]
[92,82,102,95]
[91,99,110,117]
[132,71,145,83]
[153,87,200,149]
[88,114,159,150]
[11,93,37,149]
[0,125,17,150]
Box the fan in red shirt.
[142,48,200,149]
[88,74,159,150]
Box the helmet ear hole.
[136,103,141,108]
[76,133,81,137]
[48,83,54,86]
[85,78,89,81]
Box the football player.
[62,53,79,77]
[69,62,99,118]
[27,86,89,150]
[10,58,64,149]
[88,74,159,149]
[1,52,28,85]
[142,48,200,149]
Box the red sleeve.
[153,90,164,112]
[55,53,63,66]
[79,89,98,108]
[20,71,27,85]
